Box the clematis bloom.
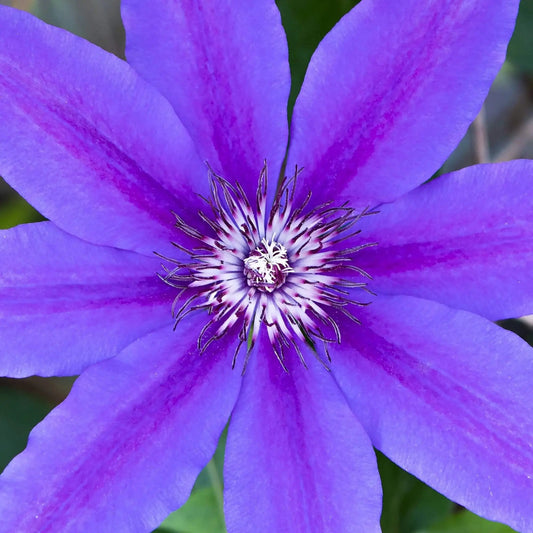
[1,0,533,532]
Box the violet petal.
[0,318,241,532]
[355,160,533,320]
[0,222,174,377]
[224,334,382,533]
[288,0,519,208]
[332,295,533,532]
[0,6,206,257]
[121,0,291,197]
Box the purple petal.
[0,6,206,257]
[122,0,290,197]
[288,0,519,208]
[355,160,533,320]
[331,295,533,532]
[224,336,382,533]
[0,317,241,532]
[0,222,175,377]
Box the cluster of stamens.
[158,163,376,373]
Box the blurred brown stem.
[494,113,533,162]
[473,106,490,164]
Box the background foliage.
[1,0,532,531]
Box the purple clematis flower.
[0,0,532,531]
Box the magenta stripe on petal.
[355,160,533,320]
[0,222,175,377]
[122,0,290,199]
[0,317,242,532]
[0,6,206,257]
[224,333,382,533]
[288,0,519,209]
[332,295,533,532]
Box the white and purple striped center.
[159,164,375,372]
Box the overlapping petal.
[122,0,291,198]
[288,0,519,208]
[354,160,533,320]
[224,335,382,533]
[0,6,206,257]
[0,317,242,532]
[0,222,174,377]
[331,295,533,533]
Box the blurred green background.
[1,0,532,532]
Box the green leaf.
[0,380,52,471]
[0,192,43,229]
[154,431,227,533]
[378,452,454,533]
[276,0,361,114]
[414,510,517,533]
[507,0,533,74]
[154,487,226,533]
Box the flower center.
[243,238,292,293]
[158,163,376,372]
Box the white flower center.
[158,163,376,372]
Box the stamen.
[158,162,377,372]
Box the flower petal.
[121,0,291,196]
[224,336,382,533]
[332,295,533,532]
[0,222,174,377]
[288,0,519,208]
[0,6,206,256]
[355,160,533,320]
[0,317,241,532]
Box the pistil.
[243,238,292,293]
